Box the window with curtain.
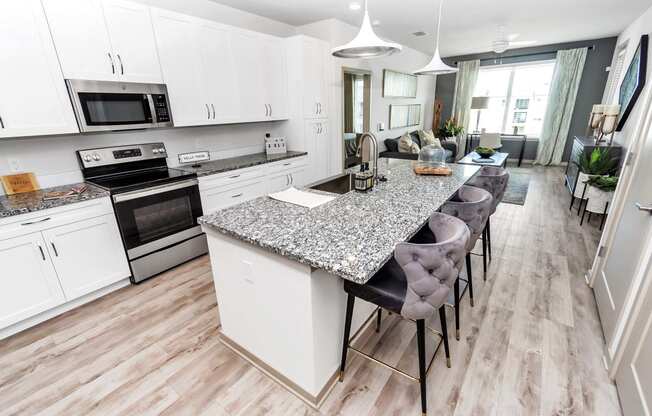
[470,61,555,137]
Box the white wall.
[296,19,436,152]
[603,4,652,150]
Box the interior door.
[232,30,267,122]
[614,262,652,415]
[152,8,208,127]
[595,122,652,344]
[42,0,117,81]
[0,0,78,138]
[262,37,288,120]
[42,214,130,301]
[0,232,64,328]
[102,0,162,83]
[197,21,240,123]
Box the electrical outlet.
[8,158,21,172]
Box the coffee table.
[457,151,508,168]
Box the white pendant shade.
[331,1,401,59]
[413,0,457,75]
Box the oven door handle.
[113,179,198,203]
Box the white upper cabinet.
[231,30,268,122]
[42,0,162,83]
[101,0,162,83]
[0,0,78,138]
[0,232,64,329]
[301,37,330,119]
[197,21,241,124]
[262,37,289,121]
[151,8,208,127]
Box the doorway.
[342,68,371,169]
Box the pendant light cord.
[435,0,443,51]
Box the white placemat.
[268,187,335,209]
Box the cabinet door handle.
[51,242,59,257]
[21,217,51,226]
[289,173,294,185]
[283,162,291,166]
[285,174,289,186]
[231,193,243,198]
[37,245,45,261]
[316,103,319,115]
[117,54,124,75]
[205,104,210,119]
[228,174,240,179]
[264,104,268,116]
[318,103,321,114]
[211,104,216,119]
[0,115,4,129]
[107,53,115,74]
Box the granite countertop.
[0,183,109,218]
[176,151,308,177]
[199,161,480,284]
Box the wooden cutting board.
[1,173,39,195]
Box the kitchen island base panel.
[205,228,377,400]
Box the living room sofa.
[379,131,458,162]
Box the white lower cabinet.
[0,232,64,329]
[0,198,130,336]
[199,157,308,214]
[42,214,130,301]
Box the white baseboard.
[0,278,131,340]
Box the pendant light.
[413,0,457,75]
[331,0,402,59]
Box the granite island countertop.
[176,151,307,177]
[199,161,480,284]
[0,183,109,218]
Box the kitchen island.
[199,161,479,407]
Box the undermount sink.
[309,173,355,195]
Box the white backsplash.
[0,121,285,195]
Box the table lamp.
[471,96,490,133]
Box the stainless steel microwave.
[66,79,173,132]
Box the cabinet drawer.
[266,156,308,174]
[201,180,265,214]
[198,165,267,190]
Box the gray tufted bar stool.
[339,212,469,416]
[440,185,493,307]
[466,166,509,262]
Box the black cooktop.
[86,167,196,194]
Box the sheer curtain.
[535,47,587,165]
[452,59,480,157]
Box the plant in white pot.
[582,176,618,227]
[575,148,617,201]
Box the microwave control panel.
[152,94,171,123]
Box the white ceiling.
[209,0,650,56]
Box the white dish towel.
[268,187,335,209]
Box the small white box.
[265,136,287,155]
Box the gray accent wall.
[436,37,617,162]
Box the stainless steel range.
[78,143,207,283]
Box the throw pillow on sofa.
[398,132,420,153]
[418,130,442,148]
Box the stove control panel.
[78,143,167,168]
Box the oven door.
[112,179,204,260]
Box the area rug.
[503,167,531,205]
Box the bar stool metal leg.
[438,306,451,368]
[416,319,427,416]
[375,308,382,333]
[454,278,460,340]
[339,293,355,381]
[487,217,492,262]
[481,228,488,280]
[466,253,474,307]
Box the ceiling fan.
[492,26,536,54]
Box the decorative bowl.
[475,147,495,159]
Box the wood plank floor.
[0,166,622,415]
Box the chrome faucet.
[356,132,378,182]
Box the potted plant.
[436,118,464,142]
[584,175,618,216]
[574,148,617,200]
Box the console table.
[564,136,622,196]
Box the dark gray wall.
[436,37,617,161]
